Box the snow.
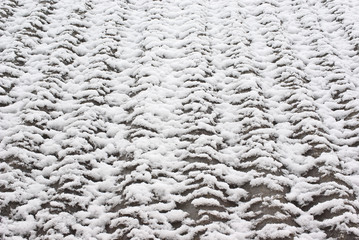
[0,0,359,239]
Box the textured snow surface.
[1,0,359,239]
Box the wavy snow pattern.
[1,0,359,239]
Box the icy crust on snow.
[1,0,359,239]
